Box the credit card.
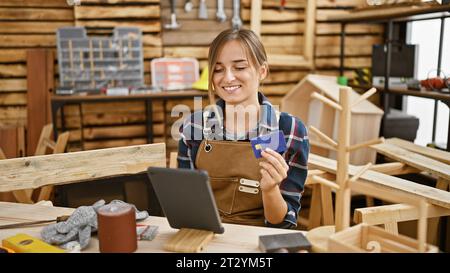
[250,130,287,158]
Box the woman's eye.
[235,67,246,71]
[214,68,223,73]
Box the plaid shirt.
[178,92,309,228]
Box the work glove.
[41,199,149,250]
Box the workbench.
[51,90,208,148]
[0,202,305,253]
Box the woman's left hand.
[259,148,289,192]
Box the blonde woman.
[178,29,309,228]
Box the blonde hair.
[207,29,269,107]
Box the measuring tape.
[0,246,15,253]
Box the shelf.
[350,84,450,103]
[325,3,450,23]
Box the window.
[406,19,449,148]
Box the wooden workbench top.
[0,202,305,253]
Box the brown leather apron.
[195,139,265,226]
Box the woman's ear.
[259,62,268,81]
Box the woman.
[178,29,309,228]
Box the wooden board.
[371,142,450,181]
[386,137,450,165]
[0,143,166,192]
[26,50,53,156]
[308,153,450,209]
[0,201,305,253]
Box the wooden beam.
[371,142,450,181]
[0,143,166,192]
[386,137,450,165]
[369,162,420,176]
[309,153,450,209]
[354,203,450,225]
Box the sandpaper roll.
[97,203,137,253]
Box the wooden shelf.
[325,3,450,23]
[350,84,450,103]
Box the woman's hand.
[259,148,289,192]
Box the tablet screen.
[147,167,225,234]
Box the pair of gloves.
[41,199,149,251]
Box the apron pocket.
[209,177,238,215]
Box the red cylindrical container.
[97,203,137,253]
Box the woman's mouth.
[222,85,241,94]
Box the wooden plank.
[0,8,74,20]
[316,35,383,47]
[315,44,374,57]
[386,137,450,165]
[67,124,163,141]
[26,50,53,156]
[242,0,306,8]
[309,153,450,209]
[161,8,232,20]
[74,6,160,19]
[0,79,27,92]
[160,19,229,32]
[316,23,383,35]
[0,35,56,48]
[0,22,73,34]
[242,8,305,21]
[0,49,27,63]
[265,70,308,84]
[143,46,163,58]
[163,46,209,59]
[354,203,450,225]
[316,0,365,8]
[75,20,160,32]
[142,34,162,47]
[83,138,148,150]
[262,35,303,48]
[82,0,160,3]
[316,9,350,22]
[262,22,305,34]
[0,0,69,7]
[0,93,27,106]
[261,84,296,96]
[0,107,26,121]
[163,31,220,46]
[0,64,27,77]
[371,143,450,181]
[0,143,166,192]
[0,127,18,158]
[315,57,372,69]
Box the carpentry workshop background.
[0,0,450,254]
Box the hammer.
[165,0,181,30]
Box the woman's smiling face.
[212,40,267,106]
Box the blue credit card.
[250,130,287,158]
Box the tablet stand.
[164,228,214,253]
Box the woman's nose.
[224,69,236,82]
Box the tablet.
[147,167,225,234]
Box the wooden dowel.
[347,137,384,152]
[309,139,338,151]
[311,92,343,111]
[311,175,340,191]
[309,126,338,149]
[348,163,373,184]
[351,87,377,109]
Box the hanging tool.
[216,0,227,22]
[232,0,242,30]
[184,0,193,13]
[199,0,208,19]
[165,0,181,30]
[0,215,70,230]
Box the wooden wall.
[0,0,384,158]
